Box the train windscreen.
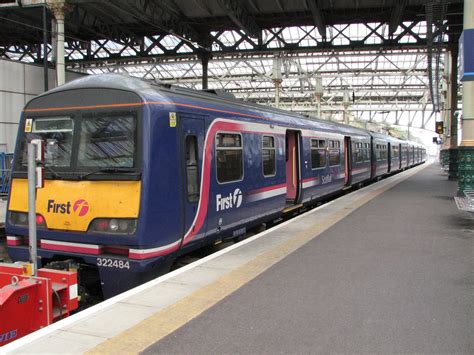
[15,112,139,179]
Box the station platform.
[3,163,473,354]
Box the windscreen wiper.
[80,168,137,179]
[38,162,60,179]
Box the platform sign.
[459,29,474,82]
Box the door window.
[262,135,276,176]
[185,135,200,202]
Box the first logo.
[73,199,89,217]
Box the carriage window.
[352,142,360,163]
[329,140,340,166]
[185,135,199,202]
[216,133,243,183]
[377,144,385,161]
[392,145,399,158]
[311,139,326,169]
[364,143,370,161]
[381,145,385,160]
[262,135,276,176]
[378,144,388,160]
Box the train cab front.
[5,83,169,299]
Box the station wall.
[0,59,84,153]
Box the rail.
[454,189,474,213]
[0,153,14,197]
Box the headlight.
[109,219,119,232]
[88,218,137,235]
[8,212,47,228]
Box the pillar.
[458,0,474,193]
[274,80,281,108]
[200,52,210,90]
[42,4,49,92]
[272,55,283,109]
[439,51,450,169]
[448,45,459,179]
[47,0,70,86]
[314,74,323,117]
[439,51,450,170]
[342,89,350,124]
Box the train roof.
[370,132,408,144]
[34,74,421,146]
[37,74,368,136]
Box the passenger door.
[370,137,376,178]
[387,142,391,173]
[344,136,352,185]
[285,130,301,203]
[399,144,402,169]
[181,115,206,242]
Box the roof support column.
[458,0,474,193]
[342,89,350,125]
[448,45,459,180]
[42,4,49,92]
[47,0,70,86]
[272,55,283,109]
[200,52,210,90]
[314,74,323,117]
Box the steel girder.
[0,20,451,129]
[83,43,446,129]
[0,20,435,64]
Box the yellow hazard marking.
[87,164,428,354]
[24,119,32,132]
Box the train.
[5,74,426,299]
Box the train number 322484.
[96,258,130,269]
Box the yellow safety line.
[87,164,428,355]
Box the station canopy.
[0,0,464,137]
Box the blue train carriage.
[5,74,418,298]
[400,141,410,170]
[370,132,391,178]
[295,121,371,205]
[388,136,404,173]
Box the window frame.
[363,142,370,162]
[262,135,276,177]
[14,110,141,181]
[184,134,200,202]
[352,141,361,163]
[328,139,341,167]
[76,112,138,170]
[215,131,244,184]
[310,138,327,170]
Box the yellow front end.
[9,179,141,232]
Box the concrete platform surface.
[3,163,472,354]
[144,164,473,354]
